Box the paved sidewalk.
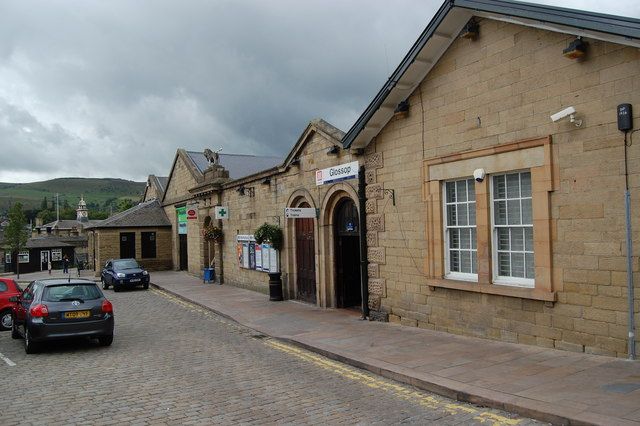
[1,268,98,283]
[149,271,640,425]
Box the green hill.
[0,178,145,211]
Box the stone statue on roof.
[204,148,221,167]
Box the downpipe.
[358,165,369,320]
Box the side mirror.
[9,296,18,303]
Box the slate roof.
[85,200,171,229]
[26,237,74,249]
[39,219,101,230]
[186,151,282,180]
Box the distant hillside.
[0,178,145,211]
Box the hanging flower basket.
[203,223,223,241]
[254,223,283,251]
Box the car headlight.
[116,273,126,278]
[142,270,148,276]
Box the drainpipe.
[358,165,369,319]
[624,132,636,360]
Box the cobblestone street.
[0,287,540,425]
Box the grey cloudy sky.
[1,0,638,183]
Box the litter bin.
[203,267,215,283]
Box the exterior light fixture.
[394,100,409,117]
[327,145,340,155]
[460,19,479,40]
[262,177,271,185]
[237,186,245,196]
[563,37,586,59]
[290,157,300,166]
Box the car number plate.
[130,278,141,282]
[64,310,90,319]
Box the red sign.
[186,208,198,220]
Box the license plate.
[130,278,141,282]
[64,310,90,319]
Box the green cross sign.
[215,206,228,220]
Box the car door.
[102,261,112,284]
[14,283,35,330]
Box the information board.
[176,207,187,235]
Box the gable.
[163,153,200,204]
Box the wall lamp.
[261,177,271,185]
[237,185,255,197]
[327,145,340,155]
[460,19,479,40]
[563,37,586,59]
[290,157,300,166]
[394,100,409,117]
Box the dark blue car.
[101,259,150,292]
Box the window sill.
[427,278,556,302]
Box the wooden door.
[334,199,361,308]
[179,234,188,270]
[119,232,136,259]
[295,211,316,303]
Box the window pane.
[511,228,524,251]
[467,179,476,201]
[458,203,468,226]
[450,250,460,272]
[525,253,535,279]
[471,253,477,274]
[494,175,506,199]
[498,228,510,250]
[511,253,525,278]
[522,198,532,225]
[507,200,521,225]
[460,229,470,249]
[446,181,456,203]
[449,229,460,249]
[460,251,471,273]
[494,201,507,225]
[469,202,476,226]
[498,252,511,276]
[456,180,467,202]
[447,205,457,226]
[525,228,534,251]
[506,173,520,198]
[521,172,532,198]
[471,228,477,250]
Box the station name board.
[315,161,359,186]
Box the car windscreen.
[43,284,102,302]
[113,260,139,270]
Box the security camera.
[473,168,486,183]
[550,106,576,122]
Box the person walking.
[63,255,69,274]
[47,260,52,275]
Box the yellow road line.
[152,288,522,426]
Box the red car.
[0,278,22,331]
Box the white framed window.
[491,171,534,287]
[4,254,10,264]
[18,250,30,264]
[443,178,477,281]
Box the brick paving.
[0,286,538,425]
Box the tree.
[37,209,56,224]
[117,198,136,212]
[41,196,48,210]
[5,203,28,278]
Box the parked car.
[11,278,114,354]
[101,258,150,291]
[0,278,22,331]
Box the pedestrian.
[48,260,52,275]
[63,255,69,274]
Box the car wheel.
[0,309,12,331]
[11,319,20,339]
[24,327,38,354]
[143,282,149,290]
[102,278,109,290]
[113,284,120,293]
[98,334,113,346]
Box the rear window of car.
[113,260,139,270]
[43,284,102,302]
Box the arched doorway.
[334,198,361,308]
[295,202,316,303]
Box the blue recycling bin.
[203,267,215,283]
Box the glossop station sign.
[315,161,359,186]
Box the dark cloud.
[0,0,637,182]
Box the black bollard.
[268,272,283,301]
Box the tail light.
[30,304,49,318]
[101,300,113,314]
